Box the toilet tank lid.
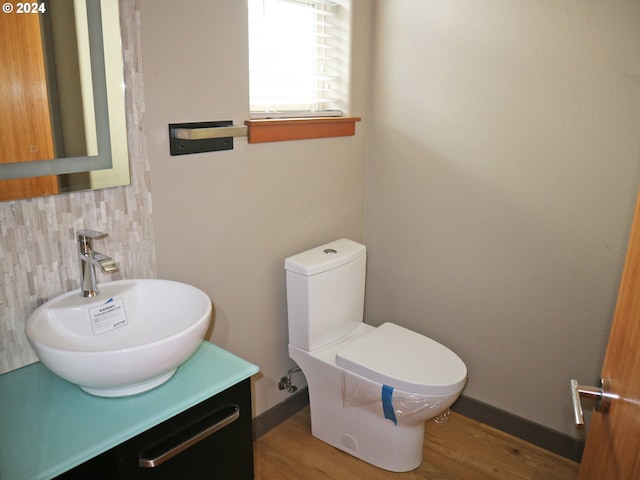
[285,238,366,276]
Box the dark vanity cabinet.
[58,379,254,480]
[1,341,258,480]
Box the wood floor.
[253,407,579,480]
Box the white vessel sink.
[26,279,212,397]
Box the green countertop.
[0,341,259,480]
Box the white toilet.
[285,238,467,472]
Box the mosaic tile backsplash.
[0,0,156,373]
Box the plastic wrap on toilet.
[341,370,451,421]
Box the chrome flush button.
[324,248,337,255]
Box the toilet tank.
[285,239,366,351]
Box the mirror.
[0,0,130,201]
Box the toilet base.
[309,396,426,472]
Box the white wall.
[139,0,372,417]
[364,0,640,438]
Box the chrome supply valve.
[77,229,119,297]
[278,367,302,393]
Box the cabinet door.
[55,450,119,479]
[115,379,254,480]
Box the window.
[247,0,351,119]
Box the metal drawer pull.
[139,405,240,468]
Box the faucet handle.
[77,229,109,242]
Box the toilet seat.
[336,322,467,396]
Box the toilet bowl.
[285,239,468,472]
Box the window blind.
[248,0,350,118]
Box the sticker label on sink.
[89,298,128,335]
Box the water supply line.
[278,367,302,393]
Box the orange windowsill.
[244,117,361,144]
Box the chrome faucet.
[77,229,119,297]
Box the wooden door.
[578,189,640,479]
[0,9,58,200]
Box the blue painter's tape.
[382,384,397,426]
